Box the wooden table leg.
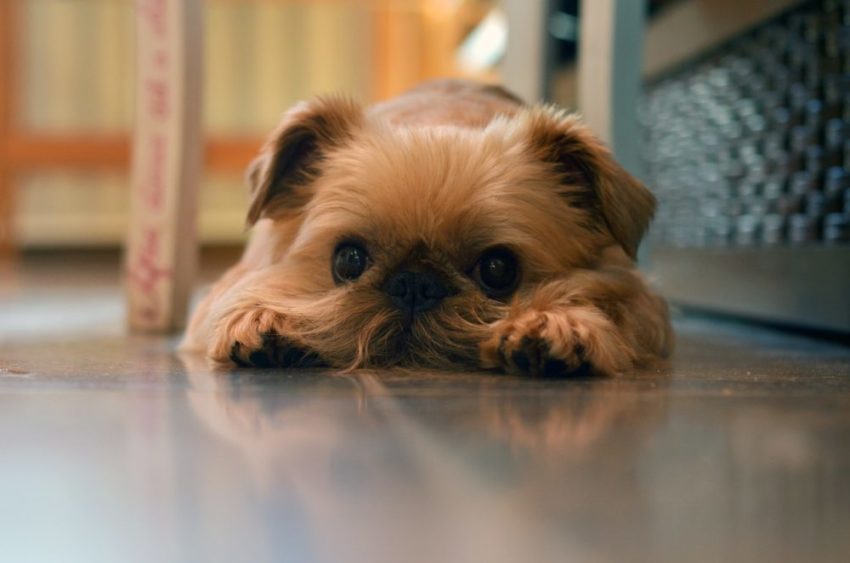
[126,0,204,332]
[577,0,646,175]
[0,0,19,260]
[501,0,547,104]
[0,170,12,260]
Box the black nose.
[382,270,449,314]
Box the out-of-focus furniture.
[0,1,17,257]
[126,0,204,331]
[501,0,646,173]
[643,0,850,333]
[0,0,493,260]
[0,0,254,259]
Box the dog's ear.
[246,97,363,225]
[523,107,656,258]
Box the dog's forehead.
[315,127,541,238]
[295,124,593,273]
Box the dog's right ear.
[246,97,363,225]
[521,106,656,259]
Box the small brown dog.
[182,80,672,376]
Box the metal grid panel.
[644,0,850,248]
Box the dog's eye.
[333,243,370,283]
[474,247,519,297]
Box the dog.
[182,79,672,376]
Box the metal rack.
[643,0,850,333]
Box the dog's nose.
[383,270,449,314]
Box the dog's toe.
[541,357,568,377]
[266,336,326,368]
[229,342,253,367]
[502,335,589,378]
[274,342,311,368]
[503,336,546,376]
[510,348,531,373]
[247,349,274,368]
[227,333,325,369]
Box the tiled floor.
[1,253,849,563]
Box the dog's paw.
[480,307,633,377]
[209,308,324,368]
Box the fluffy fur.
[182,79,672,376]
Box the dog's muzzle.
[382,269,450,315]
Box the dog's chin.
[339,313,482,370]
[388,334,472,370]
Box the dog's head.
[243,96,655,369]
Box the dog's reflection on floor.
[180,352,670,562]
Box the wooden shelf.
[2,135,262,172]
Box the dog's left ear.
[246,96,364,225]
[524,107,656,258]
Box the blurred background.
[0,0,847,335]
[0,0,502,249]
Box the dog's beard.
[389,305,498,368]
[268,287,504,370]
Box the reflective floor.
[1,254,849,563]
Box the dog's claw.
[229,342,253,367]
[541,357,568,377]
[248,350,274,368]
[490,318,591,378]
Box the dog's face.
[243,97,655,369]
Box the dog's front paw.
[209,308,324,368]
[480,307,633,377]
[481,310,585,377]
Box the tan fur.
[182,79,672,376]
